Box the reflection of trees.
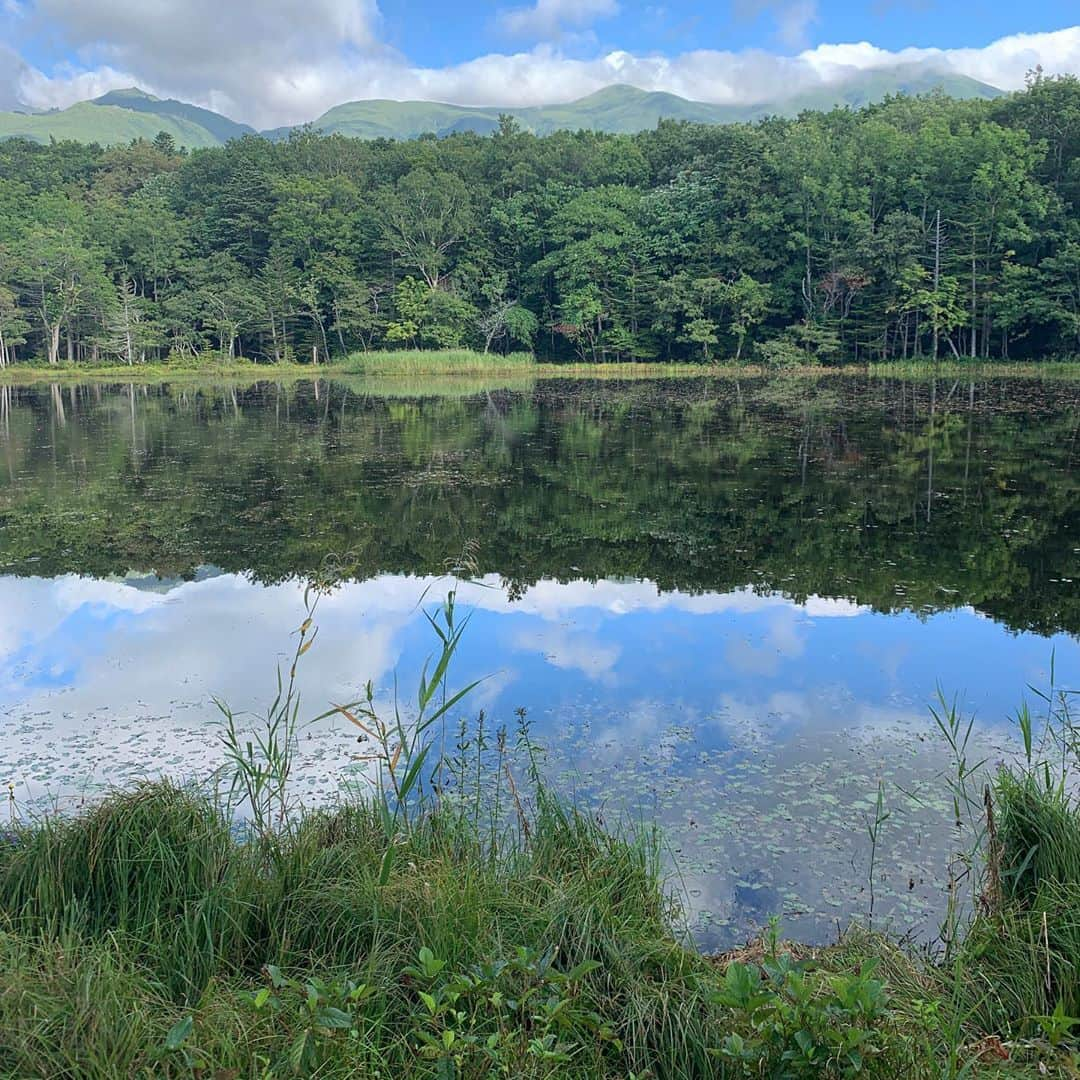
[0,377,1076,636]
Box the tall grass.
[341,348,538,375]
[0,784,730,1076]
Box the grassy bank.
[2,753,1080,1076]
[1,598,1080,1076]
[3,349,1080,386]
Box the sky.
[1,0,1079,129]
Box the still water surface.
[0,376,1077,947]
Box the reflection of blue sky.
[3,569,1077,944]
[4,601,132,694]
[2,571,1076,798]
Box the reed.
[340,348,538,375]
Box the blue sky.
[378,0,1080,64]
[1,0,1079,128]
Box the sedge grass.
[340,348,538,375]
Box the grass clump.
[341,348,538,375]
[0,785,732,1078]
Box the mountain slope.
[303,68,1003,140]
[93,88,255,143]
[0,100,224,148]
[0,67,1005,149]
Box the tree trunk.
[47,322,61,366]
[932,209,942,363]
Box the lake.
[1,374,1077,948]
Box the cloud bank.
[1,0,1078,129]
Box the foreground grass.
[0,786,719,1078]
[0,769,1078,1078]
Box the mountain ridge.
[0,68,1004,149]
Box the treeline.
[1,72,1079,368]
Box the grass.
[2,589,1080,1076]
[340,348,538,375]
[3,776,1079,1077]
[4,349,1080,387]
[0,785,719,1078]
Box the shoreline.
[3,358,1080,386]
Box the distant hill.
[92,88,255,143]
[299,67,1002,140]
[0,67,1003,149]
[0,96,229,149]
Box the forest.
[0,72,1079,368]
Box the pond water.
[0,375,1077,948]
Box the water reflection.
[1,569,1075,945]
[0,376,1078,945]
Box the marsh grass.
[4,349,1080,388]
[341,348,538,375]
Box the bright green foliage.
[715,954,891,1076]
[1,74,1079,367]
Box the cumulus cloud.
[7,0,387,127]
[497,0,619,42]
[1,1,1079,129]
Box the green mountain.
[303,67,1003,140]
[0,89,247,148]
[0,66,1003,149]
[92,88,255,143]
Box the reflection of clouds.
[724,608,807,677]
[462,577,869,622]
[2,573,405,709]
[510,625,620,682]
[2,570,1073,821]
[0,574,165,658]
[855,637,911,686]
[0,573,421,804]
[584,698,699,769]
[0,572,862,713]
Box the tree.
[103,276,162,365]
[190,254,260,358]
[379,170,473,290]
[19,199,107,365]
[0,284,29,367]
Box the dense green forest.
[1,73,1079,368]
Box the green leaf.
[316,1006,355,1029]
[289,1030,312,1073]
[163,1015,193,1051]
[566,959,602,982]
[378,844,396,887]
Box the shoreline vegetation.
[2,347,1080,385]
[2,590,1080,1076]
[2,76,1080,376]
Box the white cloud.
[497,0,618,42]
[7,0,387,128]
[1,4,1079,130]
[776,0,817,50]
